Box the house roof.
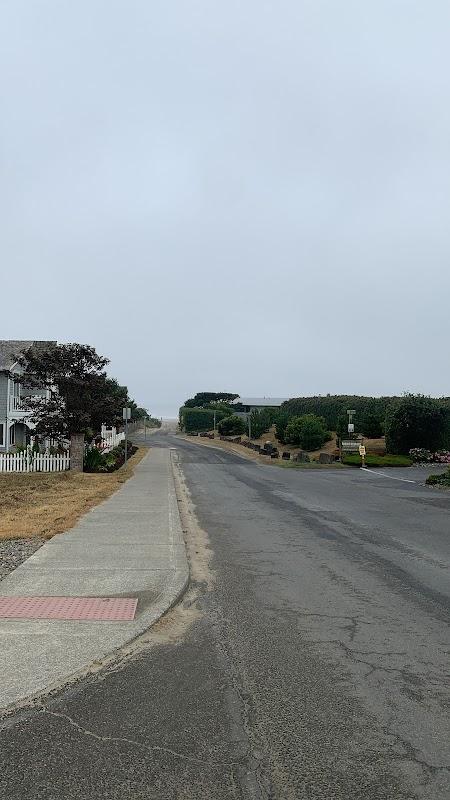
[0,341,56,372]
[232,397,289,407]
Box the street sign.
[341,440,360,452]
[348,423,354,433]
[359,445,366,457]
[122,407,131,421]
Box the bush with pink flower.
[409,448,450,464]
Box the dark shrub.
[282,395,391,432]
[385,395,449,455]
[84,440,137,472]
[249,408,277,439]
[180,407,229,433]
[217,415,246,436]
[274,412,290,444]
[285,415,329,451]
[84,447,114,472]
[359,413,383,438]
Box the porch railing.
[8,395,43,413]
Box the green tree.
[385,394,449,454]
[20,343,129,439]
[183,392,239,408]
[359,413,383,439]
[249,408,276,439]
[217,415,246,436]
[285,414,329,451]
[274,412,290,444]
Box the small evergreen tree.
[285,414,329,451]
[217,415,246,436]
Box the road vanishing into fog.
[1,429,449,799]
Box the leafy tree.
[183,392,239,408]
[89,377,130,432]
[285,414,329,451]
[131,406,151,420]
[249,408,276,439]
[20,343,128,439]
[385,394,449,454]
[217,415,246,436]
[202,402,234,417]
[274,412,290,444]
[146,417,162,428]
[359,413,383,439]
[336,415,350,440]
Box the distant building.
[231,397,289,414]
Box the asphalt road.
[1,431,449,799]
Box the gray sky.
[1,1,449,417]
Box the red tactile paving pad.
[0,596,138,621]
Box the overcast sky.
[1,2,449,416]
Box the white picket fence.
[0,426,125,472]
[0,451,70,473]
[99,426,125,453]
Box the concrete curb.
[0,448,189,713]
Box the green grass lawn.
[343,454,412,467]
[274,461,347,470]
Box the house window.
[0,424,4,447]
[9,425,15,445]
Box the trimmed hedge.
[180,407,229,433]
[282,395,394,432]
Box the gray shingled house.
[0,340,56,452]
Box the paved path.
[0,447,188,711]
[0,431,448,799]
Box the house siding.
[0,373,8,419]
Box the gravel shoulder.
[0,538,45,581]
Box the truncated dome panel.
[0,596,138,621]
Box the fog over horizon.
[1,2,449,418]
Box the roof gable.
[0,340,56,372]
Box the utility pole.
[213,410,216,435]
[248,414,252,440]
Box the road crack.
[41,708,241,769]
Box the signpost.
[123,407,131,463]
[347,409,356,435]
[359,444,366,468]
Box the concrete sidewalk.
[0,448,188,712]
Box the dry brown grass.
[0,448,148,541]
[181,427,386,463]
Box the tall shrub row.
[179,407,230,433]
[281,395,393,432]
